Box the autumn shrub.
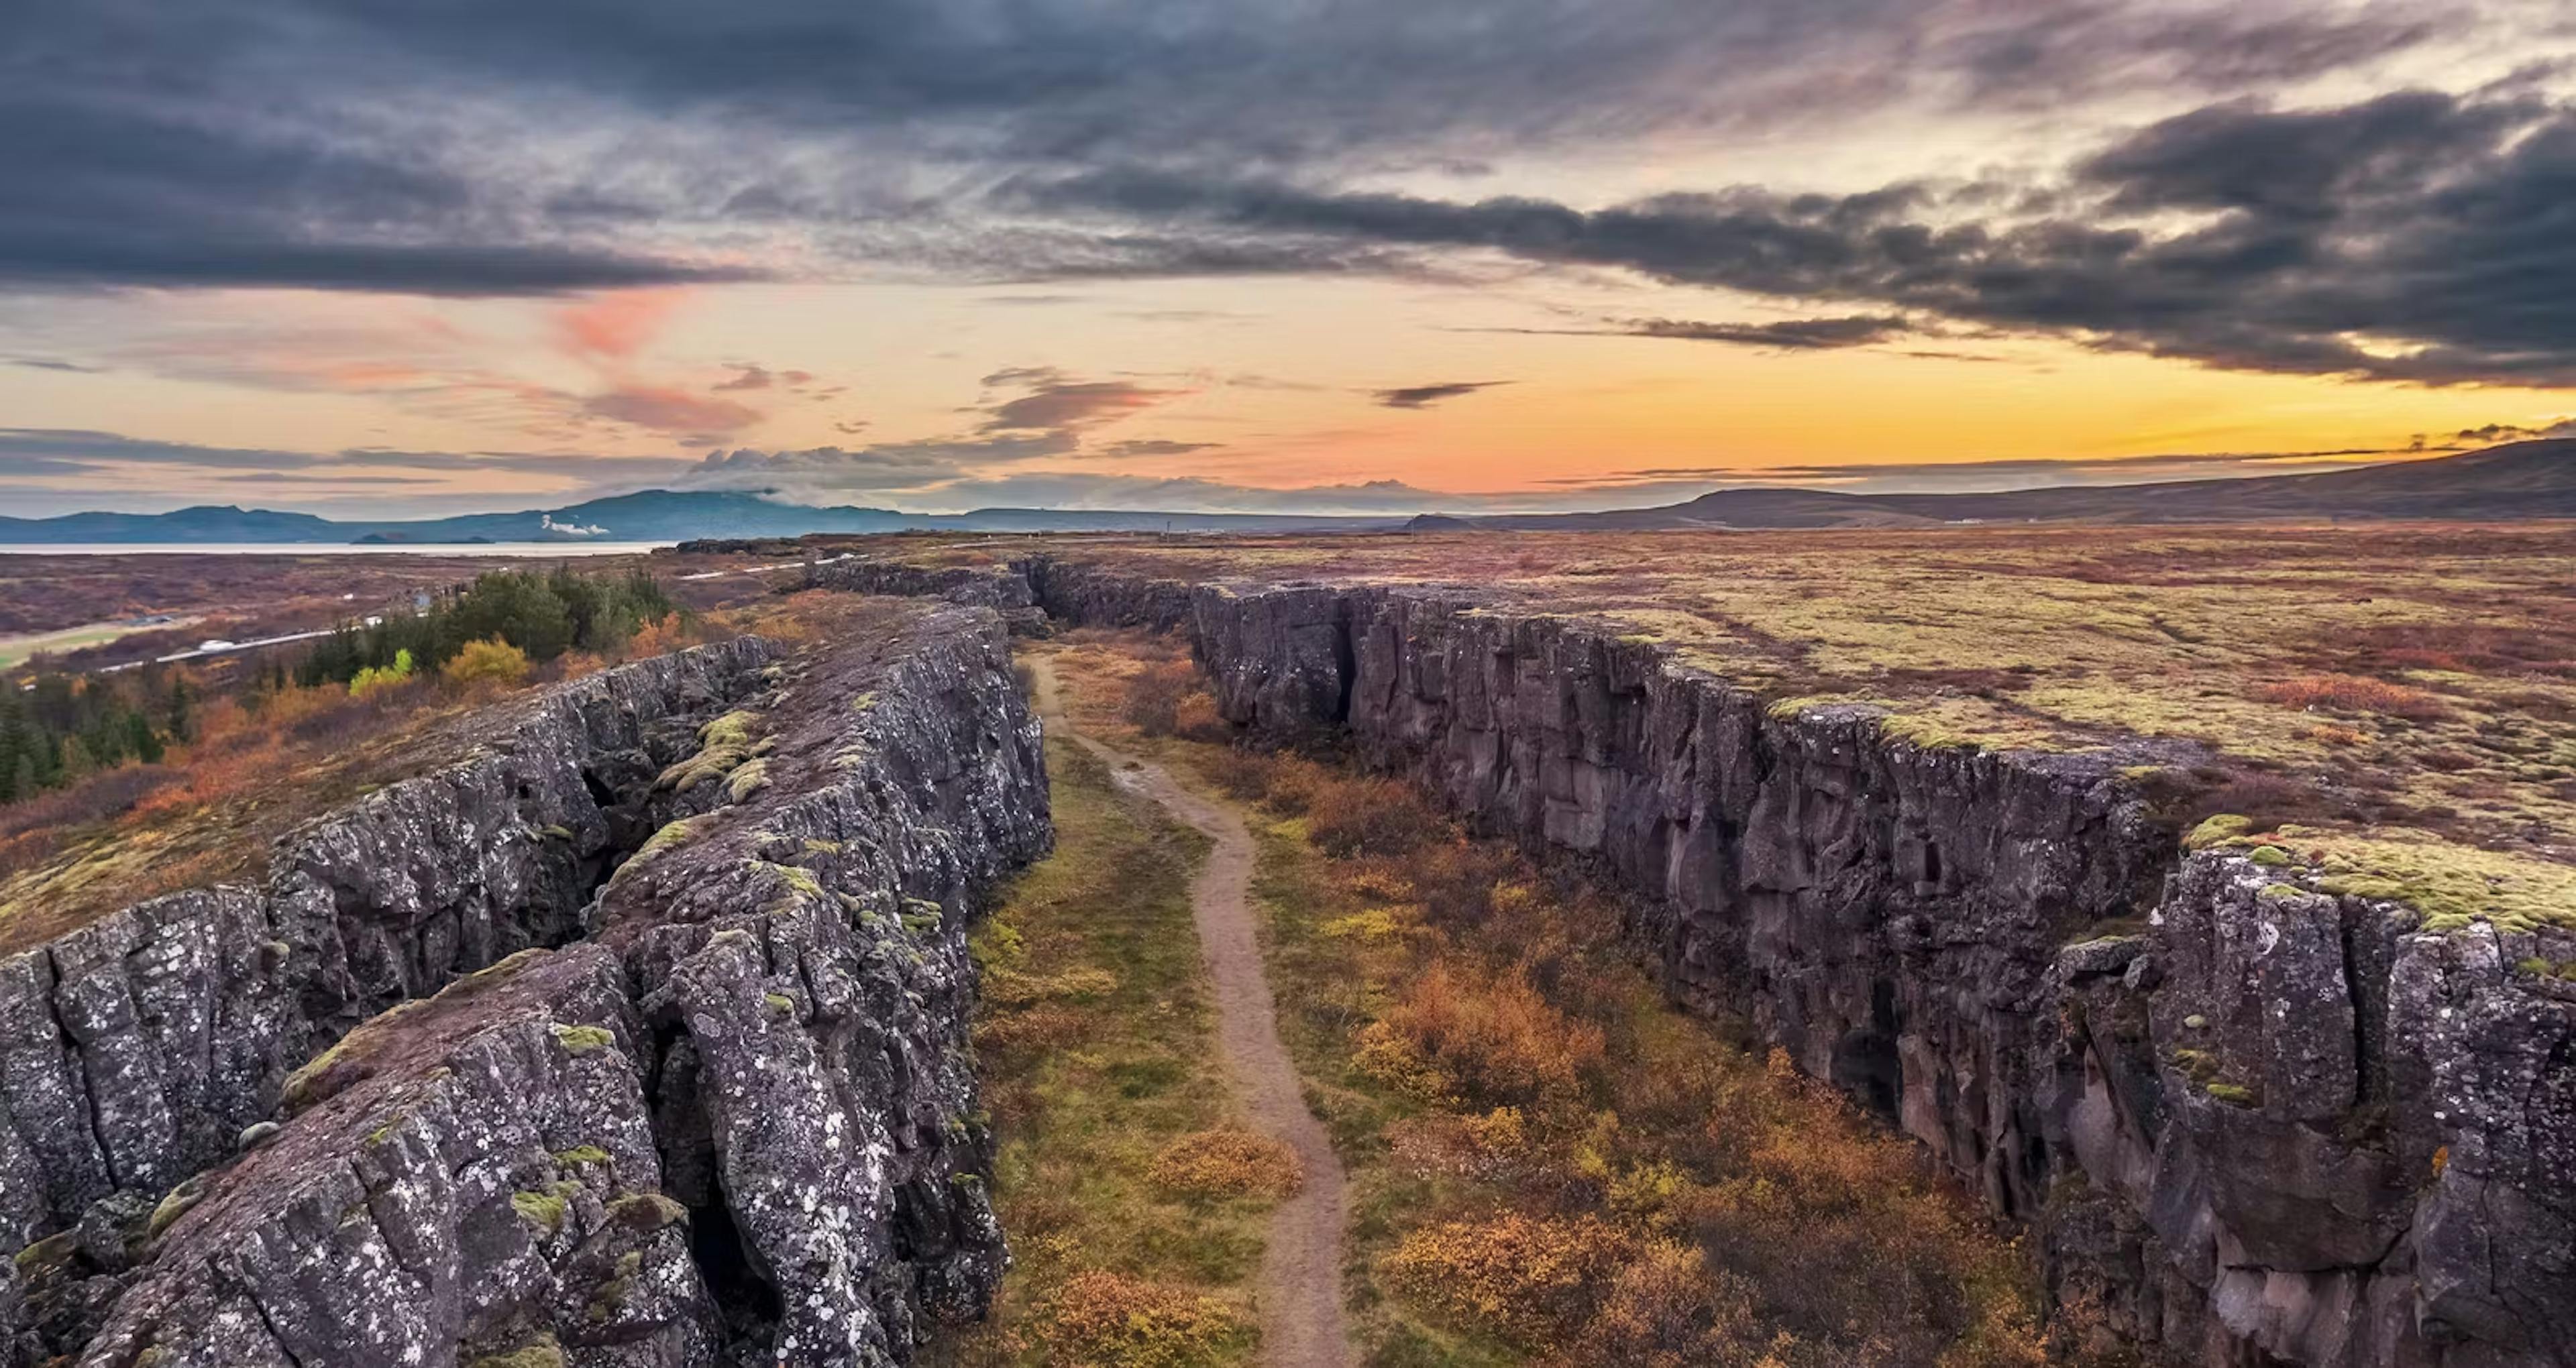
[2256,673,2450,720]
[442,637,531,689]
[1304,773,1448,858]
[1046,1271,1250,1367]
[0,763,182,842]
[1387,1106,1532,1182]
[625,611,692,657]
[1122,659,1194,736]
[1572,1239,1763,1368]
[1377,1212,1632,1348]
[1148,1129,1303,1202]
[1359,959,1605,1108]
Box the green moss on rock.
[550,1023,616,1055]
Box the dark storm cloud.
[0,0,2463,296]
[0,87,753,296]
[1375,382,1509,409]
[1016,87,2576,386]
[1527,315,1915,348]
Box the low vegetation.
[0,567,715,949]
[908,525,2576,938]
[1049,634,2055,1368]
[937,736,1276,1367]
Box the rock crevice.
[3,603,1051,1367]
[1006,555,2574,1368]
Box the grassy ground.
[936,722,1291,1367]
[1042,632,2061,1368]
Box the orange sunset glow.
[3,1,2571,520]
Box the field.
[885,523,2576,931]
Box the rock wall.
[1014,557,2574,1368]
[0,637,773,1253]
[3,602,1051,1367]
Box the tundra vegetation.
[1042,631,2054,1367]
[0,566,718,946]
[902,524,2576,931]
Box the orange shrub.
[626,611,690,658]
[1303,773,1448,858]
[441,637,530,688]
[1045,1271,1248,1367]
[1378,1212,1631,1347]
[1148,1129,1303,1202]
[1574,1239,1762,1368]
[2255,673,2450,719]
[1362,959,1605,1108]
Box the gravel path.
[1034,658,1356,1368]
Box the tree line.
[3,566,680,809]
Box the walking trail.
[1031,657,1355,1368]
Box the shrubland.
[913,523,2576,931]
[1050,633,2059,1367]
[0,567,721,946]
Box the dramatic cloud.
[1016,87,2576,386]
[1557,315,1917,349]
[675,365,1202,501]
[978,370,1187,431]
[0,1,2479,296]
[555,292,687,361]
[578,386,762,439]
[1375,381,1509,409]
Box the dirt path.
[1031,659,1355,1368]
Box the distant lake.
[0,542,675,557]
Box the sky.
[3,0,2574,519]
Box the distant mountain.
[1416,440,2576,530]
[0,490,1399,544]
[9,441,2571,545]
[0,506,351,544]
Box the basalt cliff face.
[1004,555,2573,1368]
[1,601,1051,1367]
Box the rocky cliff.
[1003,555,2573,1368]
[1,600,1051,1366]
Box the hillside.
[1431,439,2576,530]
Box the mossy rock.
[511,1184,580,1234]
[146,1177,209,1242]
[724,758,772,803]
[468,1334,565,1368]
[550,1023,616,1055]
[2184,814,2255,851]
[605,1192,690,1233]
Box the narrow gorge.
[3,557,2567,1367]
[971,553,2569,1368]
